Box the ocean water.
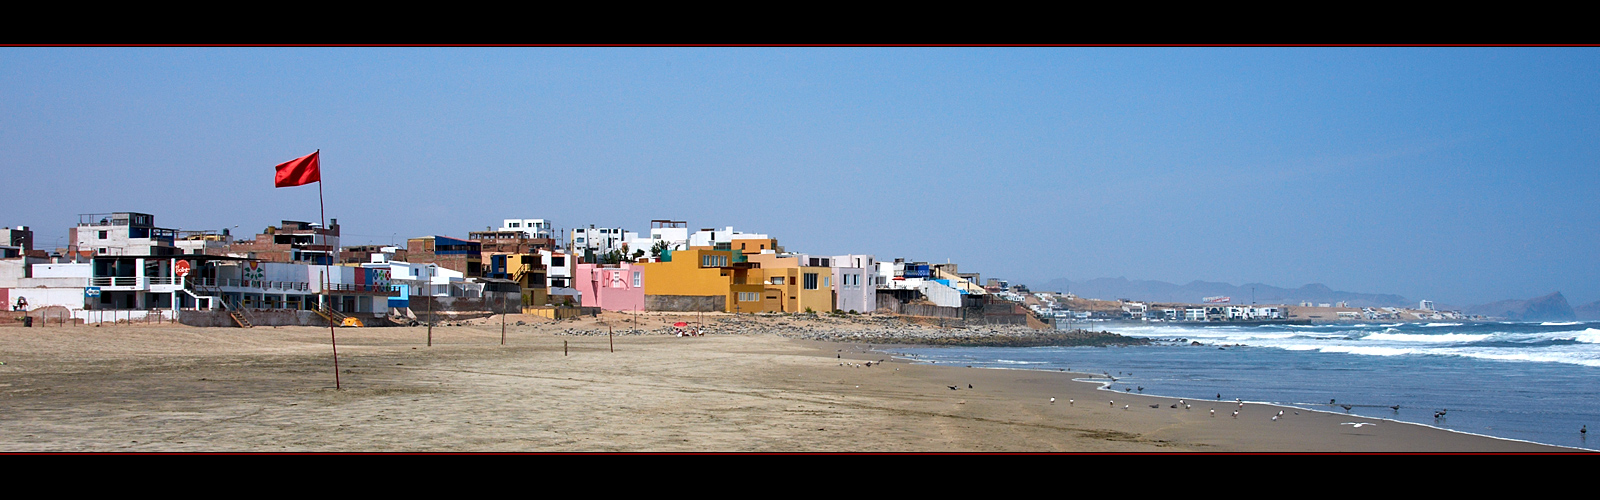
[888,321,1600,451]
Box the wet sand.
[0,313,1575,452]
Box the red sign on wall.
[175,260,192,278]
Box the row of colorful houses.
[3,212,998,325]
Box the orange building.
[743,253,834,313]
[634,248,770,313]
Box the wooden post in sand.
[564,340,568,356]
[500,293,506,346]
[609,325,614,353]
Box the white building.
[830,254,877,314]
[71,212,179,257]
[571,226,637,256]
[624,220,691,257]
[500,219,555,239]
[539,248,573,289]
[687,226,770,249]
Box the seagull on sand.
[1232,411,1238,418]
[948,385,959,390]
[1341,422,1377,428]
[1210,409,1215,417]
[1110,400,1115,406]
[1050,397,1056,404]
[1124,405,1130,410]
[1272,415,1279,422]
[1069,399,1074,405]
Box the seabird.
[948,385,958,390]
[1050,397,1056,404]
[1232,411,1238,418]
[1272,415,1279,421]
[1069,399,1074,405]
[1150,404,1160,408]
[968,384,973,389]
[1341,422,1376,428]
[1210,409,1215,417]
[1124,405,1130,410]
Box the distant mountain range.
[1028,277,1414,308]
[1577,300,1600,321]
[1463,292,1577,322]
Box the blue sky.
[3,47,1596,306]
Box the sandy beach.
[0,312,1574,452]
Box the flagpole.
[318,149,341,391]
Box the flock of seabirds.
[837,349,1592,436]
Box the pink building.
[577,262,646,311]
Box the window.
[771,276,785,285]
[804,273,818,290]
[551,256,565,267]
[510,223,520,228]
[632,271,641,287]
[98,231,107,239]
[738,292,757,302]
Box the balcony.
[90,276,183,291]
[185,277,313,292]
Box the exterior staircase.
[219,297,254,329]
[229,310,253,328]
[315,302,356,327]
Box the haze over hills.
[1464,292,1578,322]
[1577,300,1600,322]
[1028,277,1415,308]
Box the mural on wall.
[357,268,391,289]
[242,261,264,282]
[610,271,625,289]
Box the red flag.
[274,151,321,188]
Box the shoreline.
[0,314,1581,452]
[1062,365,1584,452]
[851,341,1583,452]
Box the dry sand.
[0,312,1574,452]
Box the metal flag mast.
[274,149,339,390]
[317,149,341,391]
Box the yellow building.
[635,248,770,313]
[487,253,548,306]
[743,253,834,313]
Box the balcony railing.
[184,277,311,291]
[89,276,181,287]
[324,283,401,295]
